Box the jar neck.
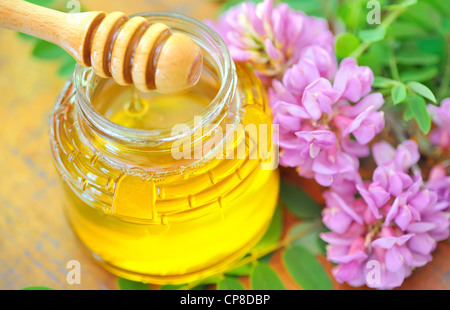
[73,12,239,172]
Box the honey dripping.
[124,89,148,117]
[93,63,220,130]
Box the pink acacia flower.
[334,58,374,103]
[428,98,450,149]
[271,57,385,186]
[426,164,450,212]
[205,0,336,79]
[213,0,447,290]
[302,78,339,120]
[320,140,450,289]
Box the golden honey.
[49,13,279,284]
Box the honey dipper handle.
[0,0,106,66]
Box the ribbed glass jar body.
[49,12,279,284]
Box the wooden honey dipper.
[0,0,203,94]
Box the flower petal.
[408,233,436,255]
[385,246,404,272]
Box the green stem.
[379,88,393,96]
[438,35,450,100]
[177,220,323,290]
[350,6,407,59]
[388,41,401,81]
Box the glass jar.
[49,12,279,284]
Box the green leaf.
[399,0,418,7]
[407,95,432,133]
[217,277,245,290]
[17,32,39,41]
[335,33,361,59]
[283,246,332,290]
[226,253,274,277]
[373,76,398,88]
[387,0,417,9]
[319,0,339,19]
[417,36,446,55]
[402,2,442,32]
[160,283,206,290]
[250,263,286,290]
[189,285,206,290]
[32,40,67,59]
[428,0,450,18]
[358,26,386,43]
[201,276,223,285]
[58,55,77,77]
[280,182,321,219]
[400,67,439,82]
[358,42,390,75]
[407,81,437,103]
[396,51,440,66]
[316,233,328,256]
[160,284,185,290]
[25,0,54,6]
[368,41,391,61]
[388,21,428,39]
[392,84,407,105]
[284,0,322,17]
[226,263,252,277]
[403,103,414,121]
[289,221,326,255]
[259,252,274,264]
[337,0,367,32]
[117,278,149,290]
[252,205,283,253]
[21,286,54,290]
[358,53,383,75]
[218,0,258,14]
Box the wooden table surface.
[0,0,448,290]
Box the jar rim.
[74,12,237,145]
